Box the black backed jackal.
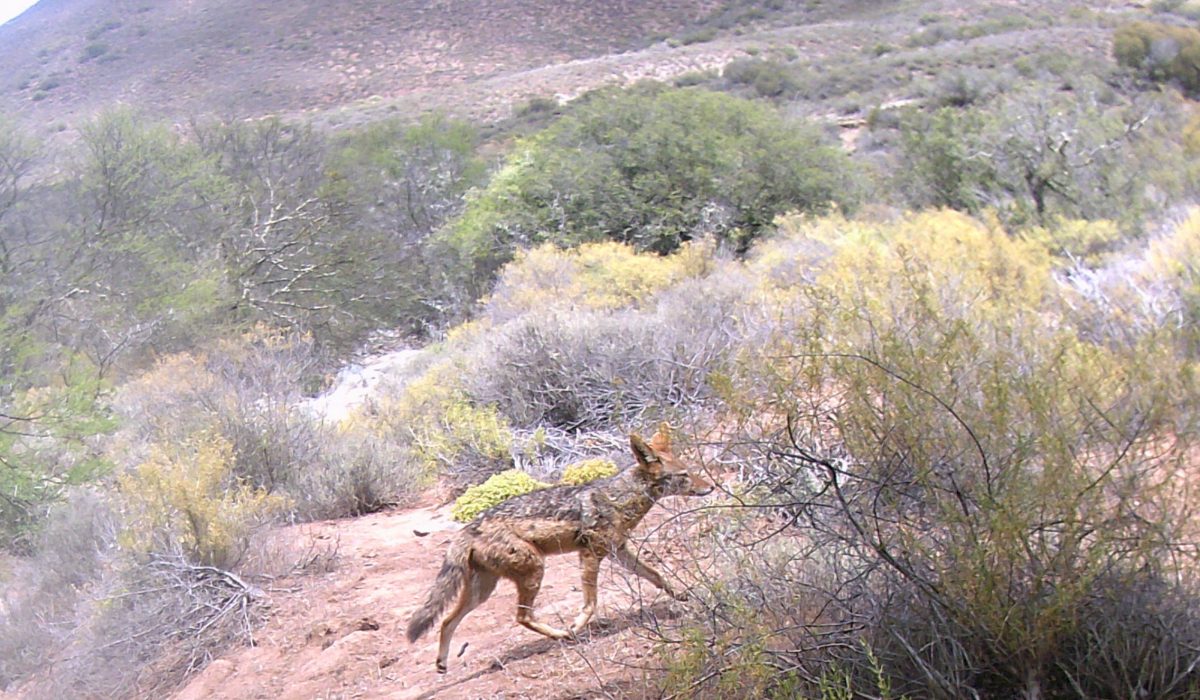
[405,424,713,672]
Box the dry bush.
[113,327,421,521]
[110,328,328,492]
[0,491,114,689]
[202,327,329,491]
[2,475,322,698]
[0,484,296,698]
[43,550,268,699]
[1059,209,1200,359]
[467,274,746,431]
[286,429,426,520]
[652,210,1200,698]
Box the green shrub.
[559,458,618,485]
[79,42,109,62]
[450,469,549,522]
[1114,21,1200,95]
[514,96,559,119]
[0,360,114,552]
[899,88,1170,228]
[679,27,717,45]
[722,58,799,98]
[897,107,995,213]
[434,85,856,306]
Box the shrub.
[0,362,114,552]
[0,491,113,687]
[485,240,710,321]
[465,240,743,432]
[110,328,383,517]
[899,88,1172,229]
[1056,210,1200,357]
[117,433,288,569]
[664,210,1200,698]
[361,353,518,488]
[898,107,995,213]
[679,27,717,45]
[79,41,109,62]
[559,458,618,485]
[1114,21,1200,95]
[513,96,560,119]
[933,68,997,107]
[285,429,427,520]
[722,58,799,98]
[450,469,549,523]
[1022,217,1124,264]
[466,307,725,430]
[434,85,856,307]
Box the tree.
[331,113,488,331]
[195,118,377,347]
[435,85,857,309]
[898,107,995,212]
[900,87,1161,230]
[335,113,486,238]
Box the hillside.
[0,0,1119,133]
[0,0,723,128]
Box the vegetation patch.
[450,469,550,523]
[559,458,618,485]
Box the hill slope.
[0,0,721,127]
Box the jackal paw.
[436,659,448,674]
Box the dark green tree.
[435,85,857,307]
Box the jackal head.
[630,423,714,498]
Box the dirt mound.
[173,499,688,699]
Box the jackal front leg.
[571,551,602,635]
[613,542,688,601]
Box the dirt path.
[173,500,688,700]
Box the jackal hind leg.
[435,569,499,673]
[571,550,603,635]
[613,541,687,601]
[508,547,570,640]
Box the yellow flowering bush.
[450,469,549,523]
[117,433,288,568]
[559,458,618,485]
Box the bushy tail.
[406,535,470,642]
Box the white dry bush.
[288,429,426,520]
[466,271,754,432]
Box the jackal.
[405,424,713,673]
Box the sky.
[0,0,38,26]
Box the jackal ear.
[630,434,662,475]
[649,422,672,451]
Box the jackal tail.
[406,534,470,642]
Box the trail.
[172,499,690,700]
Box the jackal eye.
[658,473,687,487]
